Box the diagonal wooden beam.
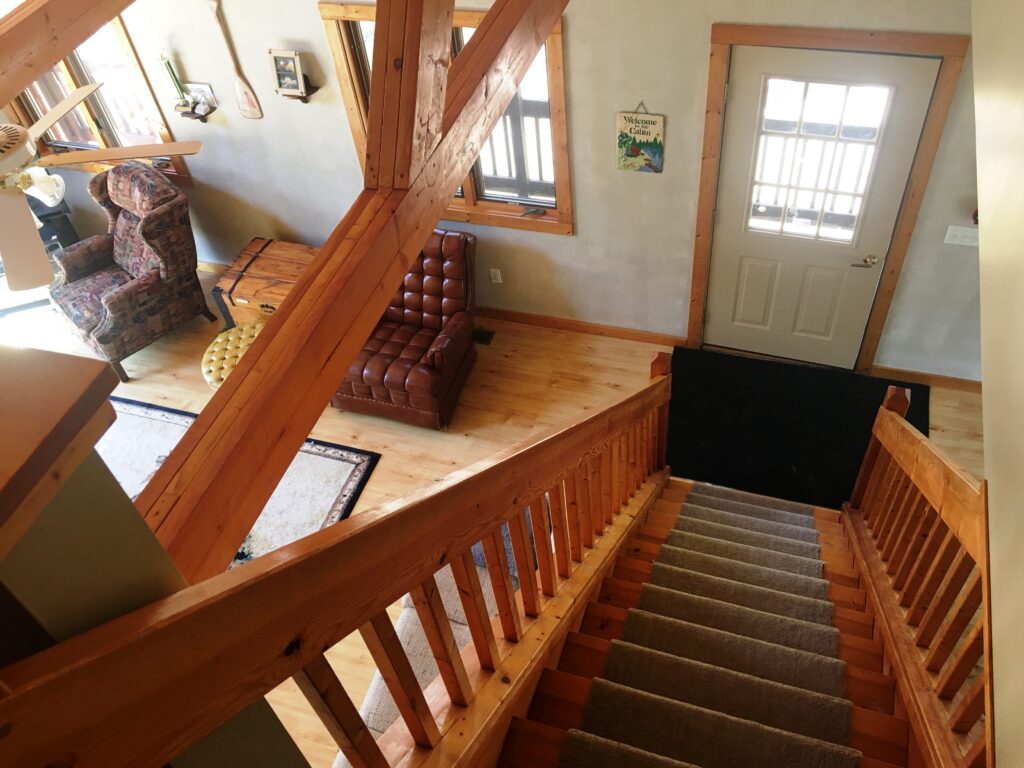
[0,0,133,107]
[364,0,454,189]
[135,0,571,582]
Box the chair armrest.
[100,270,163,316]
[53,235,115,284]
[426,312,474,371]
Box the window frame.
[320,4,573,235]
[6,16,191,184]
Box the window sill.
[444,199,573,236]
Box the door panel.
[733,256,780,328]
[704,46,940,368]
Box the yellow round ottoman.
[201,321,265,390]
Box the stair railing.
[0,362,671,768]
[845,387,994,768]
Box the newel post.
[650,352,672,469]
[849,385,911,511]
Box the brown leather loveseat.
[330,228,477,429]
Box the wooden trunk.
[213,238,317,327]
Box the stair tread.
[686,490,817,530]
[679,501,821,543]
[675,514,822,558]
[691,482,815,516]
[664,529,825,579]
[646,561,835,625]
[580,678,861,768]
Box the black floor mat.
[666,348,930,510]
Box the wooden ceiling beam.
[136,0,571,581]
[364,0,455,189]
[0,0,133,107]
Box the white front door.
[703,46,940,368]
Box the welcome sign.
[617,111,665,173]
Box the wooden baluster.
[656,401,669,470]
[648,410,657,474]
[906,532,960,625]
[949,676,986,734]
[619,432,630,506]
[294,654,390,768]
[899,518,949,608]
[563,471,583,562]
[630,422,640,492]
[410,573,474,706]
[893,506,937,591]
[507,509,540,617]
[964,736,986,768]
[849,386,910,511]
[925,570,983,670]
[450,549,500,671]
[359,612,441,747]
[860,451,893,524]
[916,550,975,648]
[601,445,614,524]
[528,495,557,597]
[877,475,915,557]
[635,421,644,489]
[482,527,522,641]
[610,438,621,514]
[884,490,927,575]
[576,463,594,546]
[588,456,604,536]
[869,462,904,541]
[548,482,571,578]
[935,621,984,699]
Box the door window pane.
[747,77,892,243]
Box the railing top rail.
[0,376,669,768]
[872,406,986,563]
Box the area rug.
[666,348,930,509]
[96,397,380,568]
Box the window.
[321,5,573,235]
[748,77,892,244]
[9,17,189,180]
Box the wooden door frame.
[686,23,971,371]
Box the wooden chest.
[212,238,316,327]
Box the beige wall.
[971,0,1024,760]
[55,0,980,378]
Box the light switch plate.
[945,225,979,247]
[489,269,503,284]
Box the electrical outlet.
[944,225,979,247]
[489,268,503,284]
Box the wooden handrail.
[844,393,993,768]
[0,376,669,768]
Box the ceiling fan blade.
[0,189,53,291]
[35,140,203,168]
[27,83,102,143]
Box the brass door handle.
[851,254,879,268]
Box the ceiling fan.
[0,83,203,291]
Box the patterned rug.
[96,397,380,568]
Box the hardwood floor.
[0,273,985,766]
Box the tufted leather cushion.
[334,228,477,428]
[201,321,265,389]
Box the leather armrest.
[426,312,473,371]
[100,270,163,316]
[53,235,115,284]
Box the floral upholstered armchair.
[49,161,215,381]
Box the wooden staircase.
[499,478,912,768]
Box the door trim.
[687,24,970,371]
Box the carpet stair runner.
[498,478,909,768]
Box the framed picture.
[269,49,306,97]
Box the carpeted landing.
[499,479,909,768]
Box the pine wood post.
[410,573,474,706]
[450,549,500,671]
